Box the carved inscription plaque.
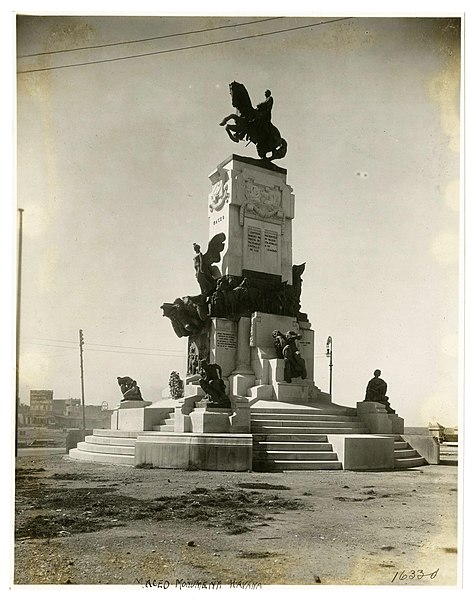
[264,229,278,254]
[247,226,262,253]
[216,331,237,349]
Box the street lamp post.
[326,336,333,398]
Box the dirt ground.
[12,454,459,587]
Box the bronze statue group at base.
[161,232,307,334]
[198,359,231,408]
[160,230,309,384]
[272,330,307,384]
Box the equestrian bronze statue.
[219,82,287,161]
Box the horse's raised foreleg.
[219,114,237,127]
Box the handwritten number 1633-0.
[391,568,439,582]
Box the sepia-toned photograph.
[11,2,464,589]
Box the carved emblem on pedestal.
[209,168,230,212]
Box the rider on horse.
[253,90,273,130]
[220,82,287,161]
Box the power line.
[87,342,183,353]
[25,336,78,345]
[24,336,184,354]
[17,17,353,74]
[86,348,185,357]
[24,340,184,357]
[18,17,284,58]
[24,342,77,350]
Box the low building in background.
[29,389,54,426]
[23,390,112,429]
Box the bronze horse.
[219,81,287,161]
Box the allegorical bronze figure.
[364,370,395,413]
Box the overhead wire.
[17,17,353,74]
[85,347,185,357]
[18,17,284,58]
[23,338,184,356]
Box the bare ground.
[13,454,458,587]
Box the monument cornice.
[214,154,287,175]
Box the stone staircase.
[68,430,161,465]
[68,409,176,465]
[250,404,426,471]
[251,404,366,471]
[393,436,427,469]
[152,414,175,432]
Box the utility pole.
[15,209,24,458]
[79,329,86,437]
[326,336,333,398]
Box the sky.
[13,8,463,426]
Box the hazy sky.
[15,12,461,425]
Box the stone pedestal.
[111,400,164,432]
[208,155,294,283]
[273,381,311,401]
[119,400,152,408]
[209,318,238,377]
[190,404,233,433]
[356,401,404,434]
[230,396,251,433]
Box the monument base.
[111,402,168,432]
[190,406,233,433]
[135,432,253,471]
[328,434,395,470]
[356,401,404,434]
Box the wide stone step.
[77,441,135,456]
[253,433,329,442]
[152,419,175,431]
[251,414,361,423]
[69,447,135,465]
[394,456,427,469]
[254,450,338,460]
[395,448,419,459]
[394,441,410,449]
[252,425,368,434]
[253,459,343,471]
[251,406,357,416]
[85,435,135,447]
[251,409,358,423]
[93,429,140,438]
[254,441,333,451]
